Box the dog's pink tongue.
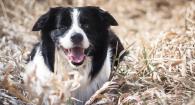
[68,47,85,63]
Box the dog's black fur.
[27,6,125,104]
[30,6,125,79]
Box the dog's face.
[32,7,118,67]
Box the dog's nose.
[71,33,83,44]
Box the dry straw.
[0,0,195,105]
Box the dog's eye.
[59,26,68,30]
[81,23,89,29]
[51,29,63,37]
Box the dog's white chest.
[23,46,112,104]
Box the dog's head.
[32,6,118,67]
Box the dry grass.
[0,0,195,105]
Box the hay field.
[0,0,195,105]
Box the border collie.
[24,6,125,104]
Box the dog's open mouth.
[63,47,86,66]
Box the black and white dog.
[25,6,125,104]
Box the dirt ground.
[0,0,195,105]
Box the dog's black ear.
[99,9,118,26]
[32,7,63,31]
[92,7,118,26]
[32,10,50,31]
[32,7,65,31]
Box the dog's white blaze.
[59,8,89,49]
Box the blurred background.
[0,0,192,47]
[0,0,195,105]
